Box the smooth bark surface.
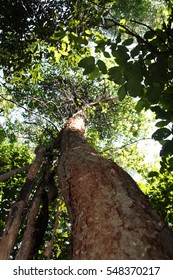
[58,111,173,259]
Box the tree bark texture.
[58,111,173,259]
[15,161,56,260]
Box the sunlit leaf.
[54,50,61,62]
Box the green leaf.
[126,79,143,97]
[123,38,134,46]
[125,61,143,81]
[151,106,168,119]
[70,33,88,45]
[118,84,127,101]
[97,60,107,74]
[85,29,92,35]
[116,33,121,44]
[0,126,6,142]
[111,43,117,57]
[155,29,167,42]
[135,99,149,112]
[108,66,125,84]
[103,51,111,58]
[88,66,100,79]
[54,50,61,62]
[160,140,173,157]
[78,56,95,68]
[148,63,167,83]
[144,30,155,40]
[168,56,173,68]
[78,56,96,75]
[145,83,162,103]
[148,171,159,178]
[130,45,141,58]
[50,30,66,40]
[152,128,171,141]
[160,90,173,110]
[168,157,173,168]
[155,120,170,127]
[112,45,129,66]
[83,64,96,75]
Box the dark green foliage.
[90,3,173,170]
[146,160,173,228]
[152,128,172,141]
[1,0,173,259]
[0,0,113,78]
[78,56,96,74]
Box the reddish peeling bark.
[58,111,173,259]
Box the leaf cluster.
[144,160,173,228]
[78,4,173,170]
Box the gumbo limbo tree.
[1,110,173,259]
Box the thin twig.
[0,93,58,130]
[130,19,173,50]
[101,138,153,153]
[85,95,118,108]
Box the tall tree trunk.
[58,111,173,259]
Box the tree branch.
[105,18,157,54]
[130,19,173,50]
[85,95,118,108]
[0,164,31,182]
[104,18,173,55]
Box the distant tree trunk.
[58,111,173,259]
[0,147,45,260]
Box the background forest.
[0,0,173,259]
